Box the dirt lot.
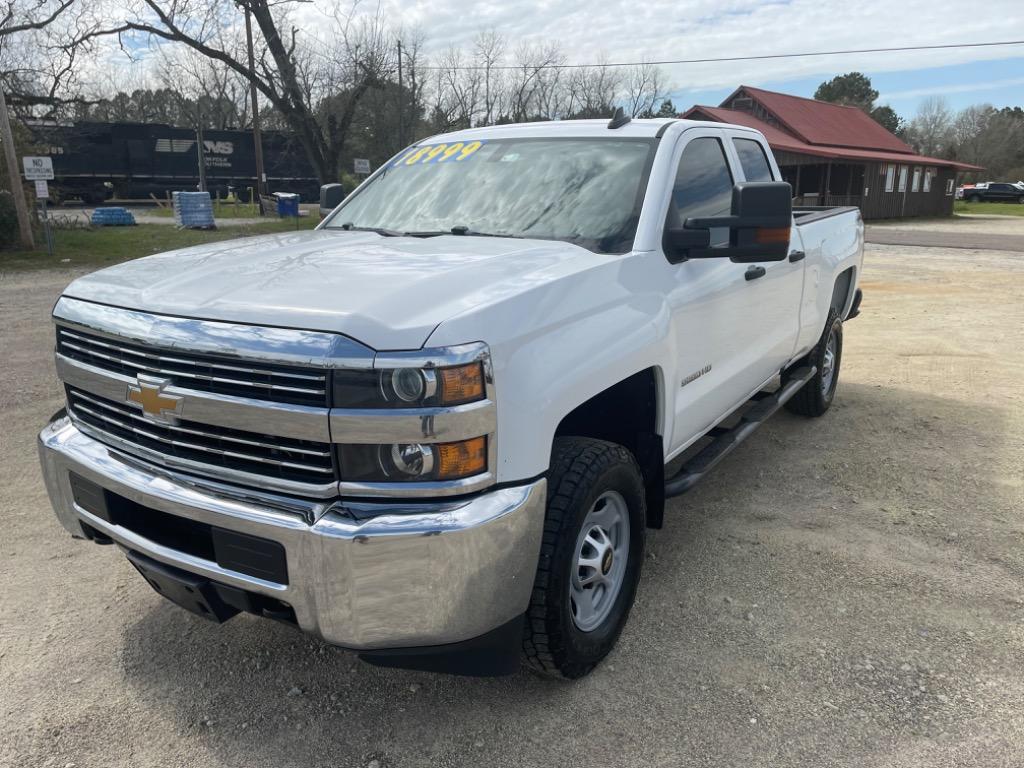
[1,240,1022,768]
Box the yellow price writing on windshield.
[392,140,484,167]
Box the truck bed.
[793,206,861,226]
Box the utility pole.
[195,105,207,192]
[0,86,34,249]
[396,39,404,150]
[245,6,266,205]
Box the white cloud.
[87,0,1024,101]
[367,0,1024,83]
[878,76,1024,101]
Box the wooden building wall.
[859,163,957,219]
[773,150,958,220]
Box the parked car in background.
[962,182,1024,204]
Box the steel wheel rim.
[821,329,838,395]
[570,490,630,632]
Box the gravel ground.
[1,241,1023,767]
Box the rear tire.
[968,195,982,203]
[523,437,646,679]
[785,308,843,418]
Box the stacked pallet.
[172,191,216,229]
[90,207,136,227]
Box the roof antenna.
[607,106,631,129]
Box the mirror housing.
[665,181,793,263]
[319,183,345,219]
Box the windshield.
[325,138,656,254]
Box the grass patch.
[0,218,318,272]
[954,201,1024,217]
[147,200,266,219]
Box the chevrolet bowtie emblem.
[126,376,183,422]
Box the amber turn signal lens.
[755,226,791,244]
[435,436,487,480]
[438,362,485,405]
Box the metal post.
[39,198,53,256]
[396,40,404,150]
[245,7,266,206]
[195,106,207,192]
[0,86,34,249]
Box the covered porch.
[774,150,865,208]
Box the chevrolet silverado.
[39,114,864,678]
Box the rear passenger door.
[725,131,805,367]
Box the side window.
[733,138,774,182]
[668,137,734,248]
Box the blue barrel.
[276,193,300,217]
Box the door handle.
[788,250,806,263]
[745,266,766,281]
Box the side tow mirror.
[663,228,710,262]
[671,181,793,263]
[319,183,345,219]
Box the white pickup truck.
[39,115,863,678]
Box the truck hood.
[63,230,608,350]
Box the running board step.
[664,366,817,498]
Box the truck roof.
[420,118,757,144]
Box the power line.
[417,39,1024,71]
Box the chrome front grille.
[57,327,328,408]
[66,386,335,487]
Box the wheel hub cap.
[821,330,837,395]
[570,490,630,632]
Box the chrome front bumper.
[38,414,546,650]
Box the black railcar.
[34,121,320,203]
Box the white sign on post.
[34,179,49,199]
[23,156,54,180]
[353,158,371,175]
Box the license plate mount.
[127,550,239,623]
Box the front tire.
[785,308,843,418]
[523,437,646,679]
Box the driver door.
[663,131,803,453]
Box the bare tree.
[159,45,252,130]
[474,29,504,126]
[0,0,97,118]
[624,62,668,118]
[96,0,394,183]
[565,61,622,118]
[507,42,563,121]
[905,96,954,157]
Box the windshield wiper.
[404,226,523,239]
[335,222,402,237]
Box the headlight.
[333,343,493,492]
[332,361,485,408]
[338,436,487,483]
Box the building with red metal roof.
[684,86,982,219]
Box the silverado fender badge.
[126,375,183,423]
[681,364,712,388]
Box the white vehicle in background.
[39,112,864,678]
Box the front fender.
[426,254,672,483]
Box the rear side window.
[733,138,774,182]
[668,137,734,247]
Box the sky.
[105,0,1024,120]
[356,0,1024,117]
